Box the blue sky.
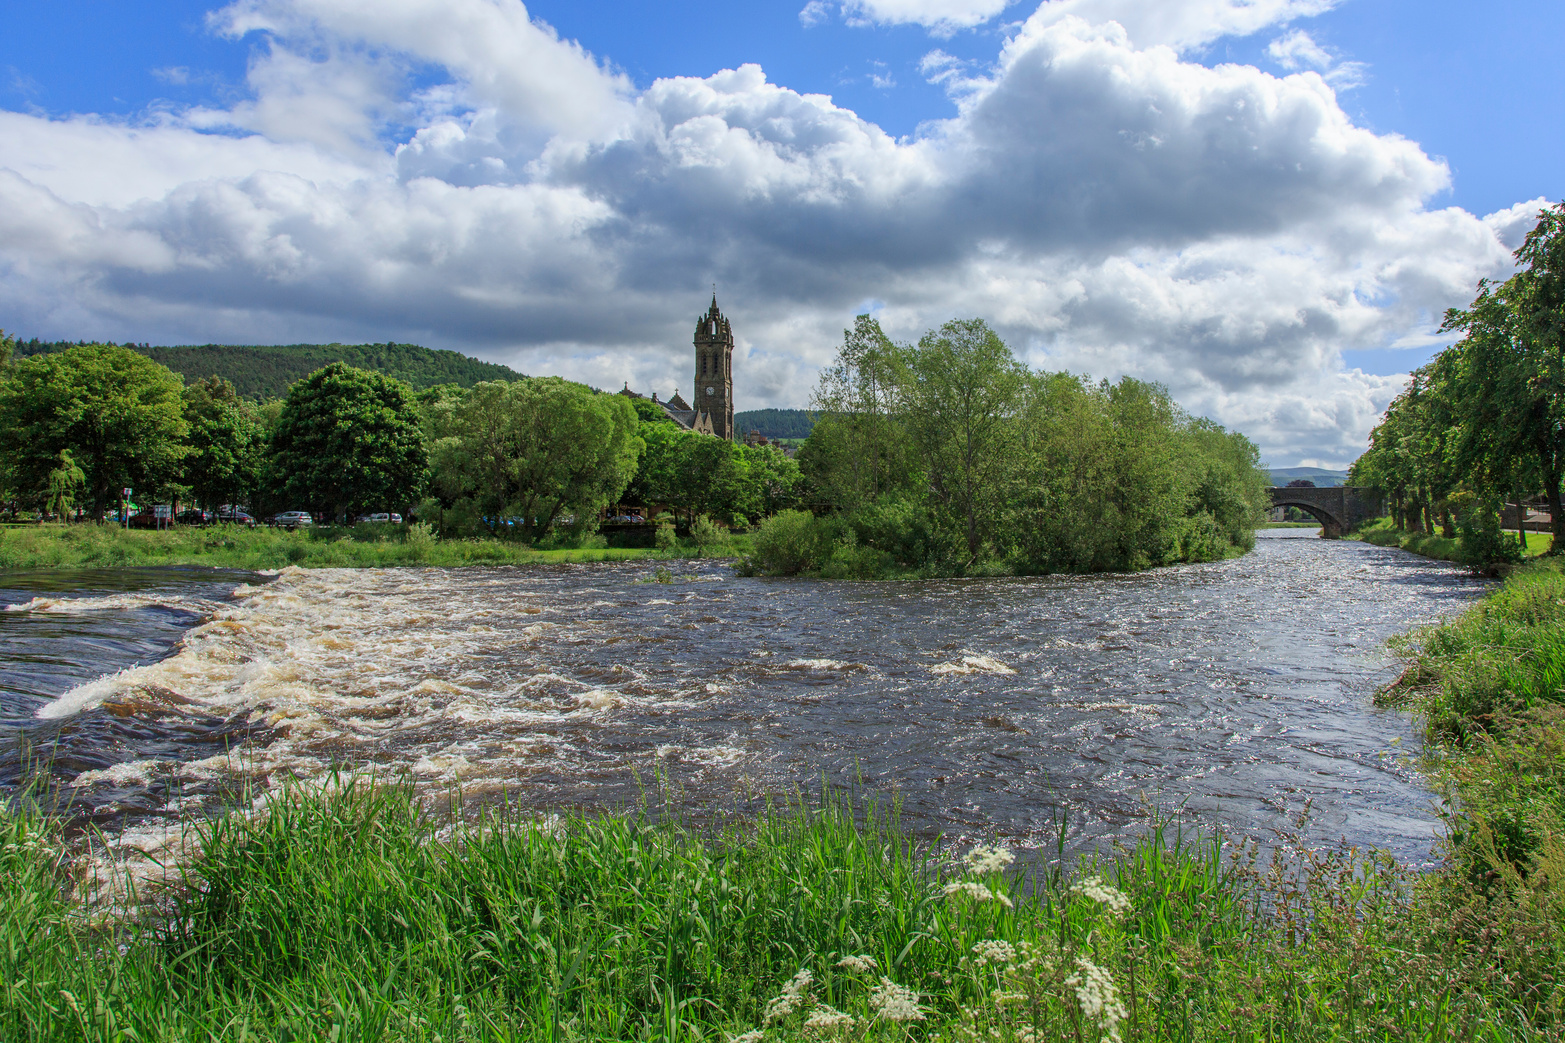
[1,0,1560,465]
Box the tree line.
[1350,202,1565,558]
[1,320,1267,571]
[12,339,524,400]
[748,316,1270,577]
[0,340,799,539]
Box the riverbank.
[1350,515,1554,562]
[0,523,746,570]
[1378,557,1565,902]
[1,777,1555,1042]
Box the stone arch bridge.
[1268,486,1384,539]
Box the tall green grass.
[1379,560,1565,931]
[2,779,1555,1041]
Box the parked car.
[273,511,314,530]
[216,508,256,527]
[176,508,214,526]
[355,512,403,524]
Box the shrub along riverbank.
[0,522,745,571]
[1350,516,1553,567]
[2,777,1558,1042]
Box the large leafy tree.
[900,318,1028,565]
[268,363,427,522]
[429,377,641,542]
[183,376,263,512]
[0,344,187,516]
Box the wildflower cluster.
[869,978,925,1022]
[1070,875,1132,917]
[835,954,878,973]
[941,880,1014,908]
[963,844,1016,875]
[763,969,814,1024]
[1066,957,1129,1043]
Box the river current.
[0,530,1482,865]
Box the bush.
[689,513,730,555]
[654,522,678,551]
[1456,499,1523,575]
[742,509,837,575]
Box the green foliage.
[427,377,642,543]
[780,318,1268,578]
[0,343,188,515]
[44,451,85,519]
[654,522,677,551]
[0,781,1557,1041]
[182,375,263,512]
[14,339,524,398]
[1356,202,1565,554]
[689,513,730,555]
[268,363,428,522]
[733,407,817,440]
[1379,561,1565,965]
[0,522,692,570]
[622,423,799,525]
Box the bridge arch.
[1266,486,1384,540]
[1269,497,1345,538]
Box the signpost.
[122,487,132,530]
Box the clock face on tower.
[705,386,714,395]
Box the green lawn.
[0,522,749,571]
[1349,516,1553,561]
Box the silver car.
[275,511,314,530]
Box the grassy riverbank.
[1379,559,1565,895]
[1349,515,1554,561]
[2,777,1558,1041]
[0,523,745,570]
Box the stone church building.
[621,294,736,440]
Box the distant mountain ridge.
[1268,466,1349,487]
[14,340,524,399]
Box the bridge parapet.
[1267,486,1384,539]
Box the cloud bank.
[0,0,1541,465]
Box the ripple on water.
[0,535,1485,864]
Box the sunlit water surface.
[0,530,1484,864]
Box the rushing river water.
[0,530,1484,864]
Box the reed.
[1,778,1555,1041]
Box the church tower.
[693,293,735,441]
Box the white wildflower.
[835,954,878,973]
[1070,875,1132,917]
[763,969,814,1024]
[941,881,1014,908]
[1065,957,1128,1043]
[869,978,925,1022]
[803,1004,856,1032]
[963,844,1016,875]
[730,1032,765,1043]
[991,990,1028,1007]
[970,939,1017,966]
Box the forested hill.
[734,408,815,440]
[14,340,524,398]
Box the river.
[0,530,1482,865]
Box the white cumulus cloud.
[0,0,1543,466]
